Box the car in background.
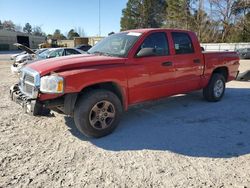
[10,51,27,60]
[11,43,36,61]
[75,44,92,51]
[11,43,48,62]
[11,47,84,74]
[14,48,48,63]
[236,48,250,59]
[38,48,84,59]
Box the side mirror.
[136,48,156,57]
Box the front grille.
[25,74,35,83]
[23,81,34,94]
[19,67,40,99]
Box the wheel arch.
[82,81,125,106]
[62,81,127,116]
[212,66,229,81]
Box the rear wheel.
[203,73,226,102]
[74,90,122,138]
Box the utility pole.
[197,0,204,41]
[185,0,189,29]
[99,0,101,36]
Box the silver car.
[11,45,84,74]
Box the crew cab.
[10,28,240,138]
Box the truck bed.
[202,51,240,82]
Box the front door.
[127,32,176,104]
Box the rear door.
[170,32,204,93]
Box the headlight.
[40,75,64,93]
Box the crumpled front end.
[9,67,45,115]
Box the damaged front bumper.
[10,84,44,116]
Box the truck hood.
[27,54,126,76]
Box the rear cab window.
[172,32,194,55]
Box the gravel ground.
[0,54,250,187]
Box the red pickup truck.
[10,28,239,138]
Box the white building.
[0,29,46,50]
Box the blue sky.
[0,0,127,36]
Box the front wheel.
[74,90,122,138]
[203,73,226,102]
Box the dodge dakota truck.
[10,28,240,138]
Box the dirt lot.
[0,54,250,187]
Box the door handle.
[162,61,173,67]
[193,59,201,64]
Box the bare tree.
[2,20,15,31]
[74,27,85,37]
[209,0,237,42]
[15,24,23,32]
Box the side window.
[48,49,64,58]
[139,32,169,56]
[172,32,194,54]
[65,49,81,56]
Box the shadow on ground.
[65,87,250,158]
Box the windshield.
[88,32,141,57]
[35,48,47,55]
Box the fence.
[201,43,250,52]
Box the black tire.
[203,73,226,102]
[74,89,122,138]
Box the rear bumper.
[10,84,41,115]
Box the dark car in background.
[236,48,250,59]
[75,44,92,51]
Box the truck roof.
[123,28,193,34]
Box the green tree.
[67,29,80,39]
[53,29,66,40]
[32,26,45,36]
[120,0,166,30]
[165,0,192,29]
[23,23,32,34]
